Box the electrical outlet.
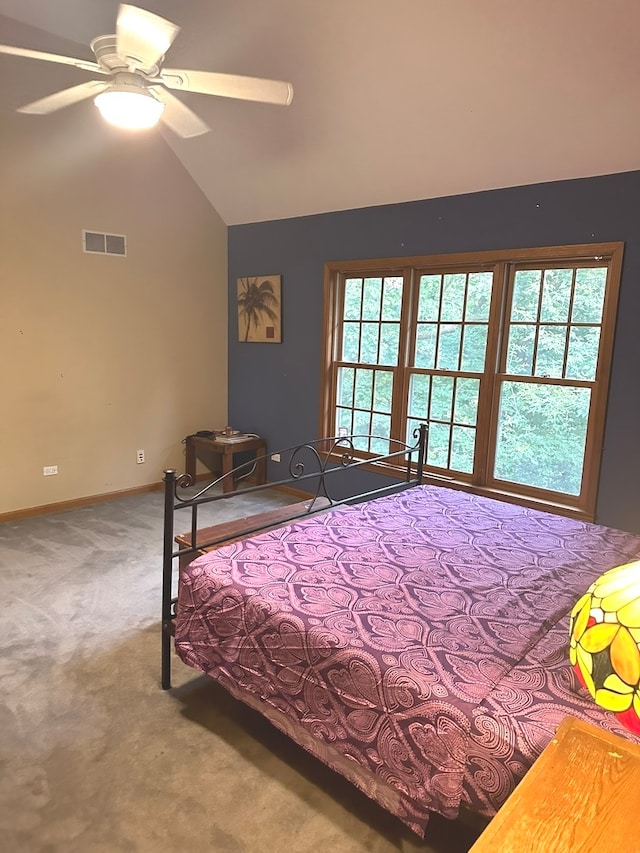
[43,465,58,476]
[271,453,281,463]
[136,449,145,464]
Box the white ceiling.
[1,0,639,225]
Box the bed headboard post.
[416,423,427,484]
[161,469,177,690]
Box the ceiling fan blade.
[116,4,179,70]
[0,44,103,75]
[18,81,108,115]
[159,69,294,106]
[150,87,210,138]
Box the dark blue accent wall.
[228,171,640,532]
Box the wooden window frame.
[319,242,624,521]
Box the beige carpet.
[0,487,484,852]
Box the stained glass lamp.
[569,560,640,734]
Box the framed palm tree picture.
[237,275,282,343]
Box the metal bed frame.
[161,424,427,689]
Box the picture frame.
[237,275,282,343]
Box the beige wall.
[0,107,228,515]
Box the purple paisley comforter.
[175,485,640,834]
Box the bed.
[162,426,640,836]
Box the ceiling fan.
[0,4,294,138]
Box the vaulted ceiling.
[1,0,639,225]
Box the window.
[320,243,623,519]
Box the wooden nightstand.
[184,433,266,493]
[469,716,640,853]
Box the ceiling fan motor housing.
[90,34,160,77]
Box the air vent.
[83,230,127,256]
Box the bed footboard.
[161,424,427,689]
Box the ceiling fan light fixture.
[94,85,164,130]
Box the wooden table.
[184,433,267,493]
[469,716,640,852]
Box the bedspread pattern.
[175,485,640,833]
